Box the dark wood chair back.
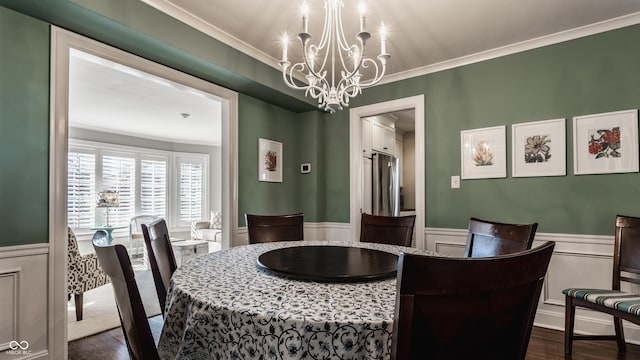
[92,235,159,360]
[141,218,177,315]
[360,213,416,247]
[464,217,538,257]
[563,215,640,355]
[392,241,555,360]
[245,213,304,244]
[614,215,640,288]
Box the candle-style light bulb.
[302,2,309,33]
[359,2,366,32]
[379,23,387,54]
[282,33,288,61]
[353,48,360,67]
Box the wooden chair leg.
[564,295,576,355]
[74,293,83,321]
[613,316,626,352]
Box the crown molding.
[379,12,640,85]
[139,0,280,71]
[140,3,640,88]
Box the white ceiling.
[69,50,222,146]
[70,0,640,143]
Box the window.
[177,156,206,226]
[67,150,96,229]
[140,158,167,219]
[67,140,208,232]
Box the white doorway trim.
[50,26,238,357]
[349,95,425,249]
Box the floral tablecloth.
[157,240,438,360]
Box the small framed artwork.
[460,125,506,179]
[258,138,283,182]
[573,109,638,175]
[512,118,566,177]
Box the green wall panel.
[238,94,306,226]
[0,7,49,246]
[327,24,640,235]
[4,1,640,238]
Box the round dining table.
[157,240,439,360]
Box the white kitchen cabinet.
[372,120,395,155]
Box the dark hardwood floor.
[68,321,640,360]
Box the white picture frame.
[573,109,638,175]
[460,125,506,179]
[258,138,283,182]
[512,118,566,177]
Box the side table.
[90,225,127,243]
[171,240,209,267]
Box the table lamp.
[96,190,119,226]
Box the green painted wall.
[0,7,49,246]
[3,1,640,242]
[238,95,305,225]
[326,24,640,235]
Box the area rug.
[67,270,161,341]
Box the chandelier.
[279,0,390,113]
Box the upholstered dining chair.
[360,213,416,247]
[391,241,555,360]
[67,227,111,321]
[245,213,304,244]
[563,215,640,355]
[464,217,538,258]
[142,218,177,315]
[92,234,160,360]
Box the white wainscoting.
[425,227,640,345]
[0,244,50,360]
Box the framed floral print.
[512,118,566,177]
[573,109,638,175]
[460,125,506,179]
[258,138,283,182]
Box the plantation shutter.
[178,159,204,225]
[67,151,96,230]
[101,155,136,226]
[140,158,167,218]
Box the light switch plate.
[451,175,460,189]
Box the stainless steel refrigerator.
[372,152,400,216]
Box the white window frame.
[68,139,209,232]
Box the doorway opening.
[50,27,238,355]
[349,95,425,248]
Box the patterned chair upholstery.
[67,227,111,321]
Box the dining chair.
[92,234,160,360]
[129,214,157,262]
[245,213,304,244]
[67,227,111,321]
[141,218,177,314]
[464,217,538,258]
[563,215,640,355]
[391,241,555,360]
[359,213,416,247]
